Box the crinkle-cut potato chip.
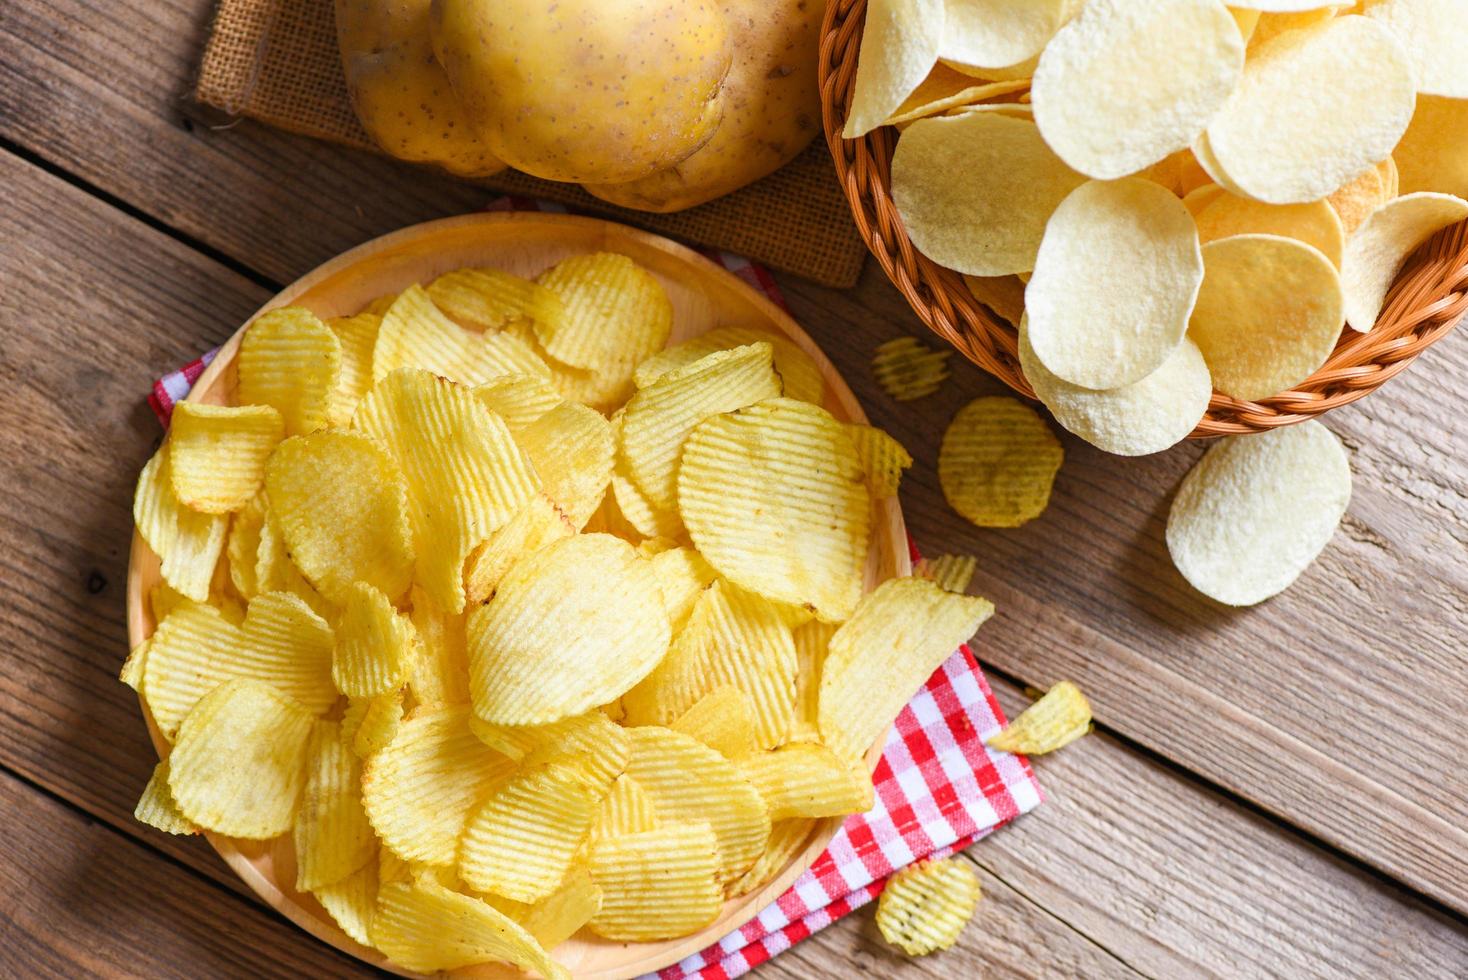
[601,409,685,539]
[913,553,978,594]
[961,274,1026,327]
[820,578,995,760]
[883,66,1031,127]
[1362,0,1468,98]
[372,285,513,387]
[406,585,472,706]
[843,0,944,138]
[790,619,835,742]
[333,582,415,698]
[1026,178,1204,389]
[134,760,198,835]
[143,593,336,740]
[361,704,517,866]
[514,401,614,529]
[590,774,659,842]
[355,368,540,613]
[939,0,1076,71]
[472,711,631,790]
[467,715,542,761]
[1205,15,1415,204]
[671,686,761,760]
[458,764,601,901]
[264,430,415,606]
[534,252,672,376]
[344,689,404,758]
[876,857,983,956]
[362,292,399,316]
[871,337,953,401]
[294,720,376,890]
[1167,421,1351,605]
[892,113,1087,276]
[1188,234,1344,400]
[509,316,637,412]
[739,742,873,820]
[237,306,341,437]
[517,866,602,949]
[1194,193,1346,268]
[324,313,380,428]
[987,680,1093,754]
[1019,318,1210,456]
[623,343,782,517]
[313,859,377,946]
[1032,0,1243,180]
[426,267,566,333]
[634,326,826,405]
[650,546,717,632]
[468,534,670,726]
[167,403,283,514]
[134,444,227,602]
[679,398,871,622]
[476,329,554,382]
[727,818,816,899]
[1341,192,1468,332]
[168,678,315,838]
[847,423,913,499]
[472,373,563,433]
[938,396,1064,527]
[587,822,724,941]
[463,494,575,605]
[623,579,797,749]
[253,512,332,620]
[119,639,149,693]
[372,879,568,977]
[1393,96,1468,199]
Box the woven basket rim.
[817,0,1468,437]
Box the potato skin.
[429,0,732,184]
[583,0,824,212]
[335,0,504,176]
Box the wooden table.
[2,0,1466,975]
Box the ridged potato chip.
[790,619,835,742]
[912,553,979,594]
[1194,193,1345,267]
[313,859,377,946]
[534,252,672,382]
[473,373,563,433]
[847,423,913,499]
[604,411,686,539]
[590,774,659,842]
[634,325,826,405]
[1341,191,1468,332]
[406,585,472,706]
[373,285,545,387]
[518,712,631,790]
[961,274,1026,327]
[458,764,601,901]
[987,680,1093,754]
[649,546,717,632]
[469,534,670,726]
[325,312,380,427]
[871,336,953,401]
[726,817,817,899]
[517,866,602,948]
[679,398,871,621]
[1393,96,1468,199]
[167,403,283,514]
[119,638,149,694]
[883,68,1031,127]
[939,0,1075,71]
[876,858,982,955]
[134,444,228,601]
[587,822,723,941]
[738,742,873,819]
[294,720,376,890]
[168,678,315,838]
[237,306,341,437]
[821,578,994,760]
[371,879,567,977]
[670,686,761,760]
[225,490,266,598]
[427,267,565,333]
[463,494,575,605]
[1167,421,1351,605]
[939,397,1063,527]
[333,582,415,698]
[1362,0,1468,98]
[515,400,614,529]
[134,760,198,835]
[253,511,332,620]
[843,0,945,138]
[344,688,404,758]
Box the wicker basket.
[818,0,1468,437]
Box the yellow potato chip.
[463,494,576,606]
[225,490,266,598]
[1194,192,1345,267]
[1181,182,1228,217]
[1393,95,1468,199]
[961,274,1027,327]
[912,553,978,594]
[237,306,341,437]
[134,443,228,601]
[515,400,614,529]
[1362,0,1468,98]
[133,760,198,835]
[1380,155,1400,198]
[1167,421,1351,605]
[252,510,332,620]
[1229,5,1261,42]
[789,619,835,743]
[325,312,380,428]
[843,0,945,138]
[846,423,913,499]
[883,67,1031,127]
[427,267,566,333]
[670,686,761,760]
[294,720,376,890]
[168,678,315,838]
[333,582,415,698]
[1326,161,1390,238]
[343,688,404,757]
[458,764,601,902]
[167,403,283,514]
[589,774,659,843]
[938,396,1063,528]
[892,113,1087,276]
[119,638,149,693]
[821,578,994,760]
[940,51,1039,82]
[634,325,826,405]
[987,680,1093,754]
[371,879,568,977]
[679,398,871,621]
[738,743,873,819]
[534,252,672,381]
[726,818,817,899]
[1341,191,1468,332]
[362,292,398,316]
[1246,6,1338,50]
[650,546,717,632]
[871,336,953,401]
[355,368,541,613]
[604,409,686,539]
[406,585,472,706]
[876,858,982,955]
[517,866,602,948]
[373,284,545,387]
[939,0,1074,70]
[468,534,670,725]
[1026,178,1204,389]
[587,822,723,941]
[473,373,563,433]
[313,859,377,946]
[518,712,632,791]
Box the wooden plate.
[125,211,909,979]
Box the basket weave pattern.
[818,0,1468,436]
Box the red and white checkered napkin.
[147,198,1043,979]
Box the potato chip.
[1246,6,1339,50]
[134,444,228,601]
[427,267,566,333]
[1229,5,1262,42]
[472,712,631,792]
[458,764,601,902]
[843,0,945,137]
[1181,182,1228,217]
[892,113,1087,276]
[1166,421,1351,605]
[362,292,398,316]
[587,822,723,941]
[516,866,602,948]
[1205,16,1415,203]
[463,494,576,605]
[1341,191,1468,332]
[371,879,567,977]
[344,688,404,757]
[670,686,761,760]
[738,743,873,819]
[468,534,670,725]
[871,336,953,401]
[941,51,1039,81]
[333,582,415,698]
[1189,130,1248,197]
[373,285,535,387]
[406,585,472,706]
[264,430,415,605]
[883,67,1031,127]
[1019,318,1210,456]
[225,490,266,598]
[1362,0,1468,98]
[237,306,341,437]
[252,511,332,620]
[725,818,817,898]
[847,423,913,499]
[589,774,659,843]
[168,678,315,838]
[294,720,376,890]
[876,858,982,955]
[820,578,994,760]
[325,313,380,428]
[603,411,686,538]
[134,760,198,835]
[533,252,672,380]
[679,399,871,621]
[1393,96,1468,199]
[961,274,1026,327]
[788,619,835,743]
[472,373,563,433]
[1380,155,1400,198]
[515,400,615,529]
[355,368,541,613]
[1194,193,1345,267]
[313,859,377,946]
[1026,178,1204,389]
[987,680,1093,754]
[650,546,717,631]
[633,326,826,405]
[1031,0,1243,179]
[938,396,1063,527]
[119,638,149,693]
[939,0,1074,70]
[912,553,978,594]
[167,403,283,514]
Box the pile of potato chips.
[849,0,1468,456]
[125,250,999,974]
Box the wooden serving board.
[123,212,909,979]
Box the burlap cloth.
[194,0,866,287]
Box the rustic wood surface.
[1,0,1466,974]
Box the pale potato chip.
[871,337,953,401]
[134,760,198,835]
[459,764,602,902]
[679,399,871,621]
[941,52,1039,81]
[1181,182,1229,217]
[313,860,377,946]
[939,0,1075,70]
[987,680,1093,754]
[515,866,602,948]
[892,113,1087,276]
[405,585,472,706]
[534,252,672,380]
[372,879,567,977]
[1362,0,1468,98]
[1380,154,1400,198]
[344,688,404,757]
[1341,192,1468,331]
[325,313,380,427]
[294,720,376,890]
[237,307,341,437]
[472,374,563,433]
[670,686,761,760]
[427,267,565,333]
[590,774,659,842]
[1189,130,1249,197]
[847,423,913,500]
[725,818,818,898]
[168,678,315,838]
[1394,96,1468,198]
[167,403,283,514]
[912,553,978,594]
[119,639,149,693]
[1166,421,1351,605]
[961,274,1026,326]
[472,711,631,791]
[1194,193,1345,267]
[883,66,1031,127]
[373,285,548,387]
[134,443,227,601]
[514,400,614,529]
[333,582,415,697]
[587,823,723,941]
[225,490,266,598]
[844,0,945,138]
[633,326,826,405]
[938,396,1063,527]
[790,619,835,742]
[468,534,670,725]
[739,742,873,819]
[463,494,575,606]
[876,858,982,955]
[1026,178,1204,389]
[1032,0,1244,179]
[649,546,716,632]
[1205,16,1415,203]
[820,578,994,760]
